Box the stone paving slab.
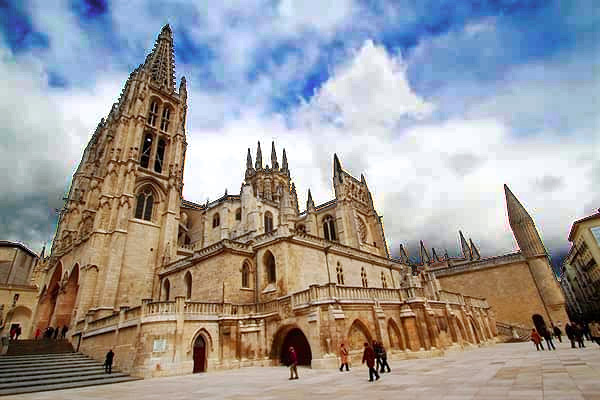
[5,341,600,400]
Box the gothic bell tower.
[47,25,188,319]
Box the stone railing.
[496,321,530,341]
[438,290,465,305]
[87,313,120,331]
[146,301,177,315]
[184,302,223,314]
[124,305,142,320]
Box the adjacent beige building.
[31,25,498,378]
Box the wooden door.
[193,336,206,373]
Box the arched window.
[184,272,192,300]
[336,262,344,285]
[265,251,276,284]
[212,213,220,228]
[361,267,368,288]
[264,211,273,233]
[242,262,250,288]
[235,208,242,221]
[160,107,171,132]
[154,138,166,173]
[381,271,387,288]
[163,279,170,301]
[140,133,153,168]
[135,187,154,221]
[296,224,306,233]
[147,101,158,126]
[323,215,337,241]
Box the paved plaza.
[8,342,600,400]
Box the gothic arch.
[347,319,373,351]
[133,178,167,203]
[270,324,312,366]
[387,318,405,350]
[189,328,213,355]
[184,271,192,299]
[455,316,468,344]
[468,316,482,344]
[35,262,62,330]
[54,264,80,328]
[263,251,276,284]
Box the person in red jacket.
[531,329,544,351]
[362,342,380,382]
[288,346,298,380]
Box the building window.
[235,208,242,221]
[184,272,192,300]
[213,213,220,228]
[135,188,154,221]
[381,271,387,288]
[242,262,250,288]
[160,107,171,132]
[265,251,276,284]
[147,101,158,126]
[162,279,170,301]
[361,267,368,288]
[154,138,166,173]
[336,262,344,285]
[264,211,274,233]
[296,224,306,233]
[323,215,337,241]
[140,134,153,168]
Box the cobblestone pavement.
[8,341,600,400]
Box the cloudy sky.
[1,0,598,269]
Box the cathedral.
[31,25,565,378]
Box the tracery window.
[242,262,250,288]
[162,279,170,301]
[134,187,154,221]
[184,272,192,300]
[147,101,158,126]
[235,208,242,221]
[265,251,276,284]
[264,211,274,233]
[336,262,344,285]
[381,271,388,288]
[154,138,166,173]
[361,267,368,288]
[213,213,220,228]
[323,215,337,241]
[160,107,170,132]
[140,134,153,168]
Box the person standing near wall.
[362,342,380,382]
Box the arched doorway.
[532,314,548,334]
[469,319,480,344]
[347,319,373,351]
[36,263,62,330]
[280,328,312,366]
[54,265,79,328]
[387,318,405,350]
[193,335,207,373]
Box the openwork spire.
[255,142,263,170]
[144,24,176,92]
[469,238,481,260]
[281,148,289,174]
[271,141,279,170]
[399,244,410,263]
[419,240,430,264]
[459,230,472,260]
[504,184,546,257]
[307,189,315,211]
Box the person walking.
[9,327,15,341]
[362,342,380,382]
[589,321,600,346]
[541,328,556,351]
[34,328,41,340]
[552,323,563,343]
[582,322,592,341]
[531,329,544,351]
[52,326,59,340]
[104,349,114,374]
[339,343,350,372]
[373,341,382,372]
[61,325,68,339]
[288,346,299,380]
[565,322,576,348]
[15,326,21,341]
[378,343,391,373]
[574,324,585,348]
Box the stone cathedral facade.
[32,26,498,378]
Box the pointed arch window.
[336,262,344,285]
[323,215,337,241]
[361,267,368,288]
[140,134,153,168]
[212,213,220,228]
[184,272,192,300]
[154,138,166,173]
[242,262,250,288]
[162,279,170,301]
[265,252,276,284]
[135,187,154,221]
[148,101,158,126]
[235,208,242,221]
[264,211,273,233]
[160,107,171,132]
[381,271,388,288]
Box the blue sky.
[0,0,598,269]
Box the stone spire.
[504,184,547,257]
[432,248,440,262]
[459,230,472,260]
[281,148,289,174]
[307,189,316,212]
[290,182,299,213]
[246,148,253,170]
[271,141,279,170]
[255,141,263,170]
[419,240,431,264]
[333,153,343,183]
[469,238,481,260]
[399,244,410,263]
[143,24,176,92]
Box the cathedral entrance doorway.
[54,265,79,328]
[280,328,312,366]
[532,314,547,335]
[35,263,62,330]
[193,335,207,373]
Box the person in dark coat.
[565,322,576,348]
[541,328,556,350]
[551,323,562,343]
[52,326,59,340]
[61,325,68,339]
[574,323,585,348]
[373,341,382,372]
[362,342,380,382]
[378,343,391,373]
[45,327,54,340]
[288,346,298,380]
[15,326,21,341]
[531,329,544,351]
[104,349,114,374]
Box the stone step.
[0,365,107,380]
[0,376,140,396]
[0,371,131,389]
[0,360,101,372]
[0,354,86,363]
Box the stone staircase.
[0,341,140,395]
